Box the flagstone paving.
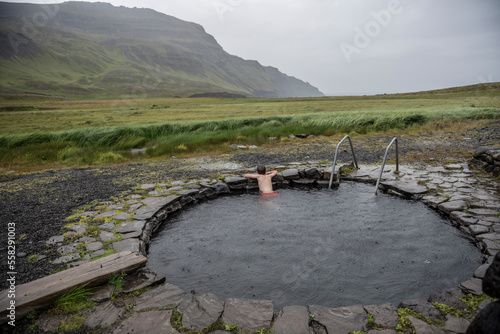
[10,159,500,333]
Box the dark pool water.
[148,182,482,309]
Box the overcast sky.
[6,0,500,95]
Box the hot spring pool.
[148,182,481,309]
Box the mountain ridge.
[0,1,324,99]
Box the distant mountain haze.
[0,1,324,98]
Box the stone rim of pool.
[147,181,483,309]
[39,162,499,333]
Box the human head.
[257,164,266,175]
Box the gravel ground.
[0,120,499,332]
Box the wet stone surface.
[2,154,500,333]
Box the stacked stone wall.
[471,146,500,177]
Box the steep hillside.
[0,1,324,99]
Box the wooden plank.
[0,251,147,324]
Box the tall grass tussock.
[1,98,499,170]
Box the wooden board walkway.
[0,251,147,324]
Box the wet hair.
[257,164,266,175]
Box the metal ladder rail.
[374,137,399,195]
[328,135,359,189]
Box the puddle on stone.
[148,182,482,309]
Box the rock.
[131,148,147,155]
[423,196,449,208]
[47,235,65,245]
[482,253,500,298]
[438,200,468,213]
[57,243,79,255]
[113,212,131,220]
[460,278,483,295]
[273,305,311,334]
[34,255,47,262]
[140,184,156,190]
[398,299,441,319]
[469,225,490,236]
[134,206,160,220]
[120,230,142,239]
[224,176,247,185]
[444,314,470,334]
[200,188,217,200]
[476,233,500,241]
[296,134,308,138]
[178,292,224,330]
[466,301,500,334]
[95,210,116,218]
[214,182,230,194]
[222,298,274,330]
[107,204,124,210]
[474,263,492,279]
[381,181,428,196]
[98,222,115,231]
[99,231,118,243]
[83,249,106,261]
[363,303,399,329]
[178,189,200,196]
[85,301,125,328]
[85,241,104,252]
[78,236,96,243]
[482,239,500,255]
[473,146,497,159]
[112,310,179,334]
[121,267,166,293]
[52,253,81,264]
[142,195,180,208]
[292,178,316,185]
[282,169,300,180]
[128,203,143,212]
[89,285,115,303]
[309,304,367,334]
[134,283,188,311]
[304,168,322,179]
[339,162,356,174]
[111,239,146,255]
[428,289,467,310]
[68,224,87,234]
[469,208,500,217]
[115,220,146,234]
[171,181,184,186]
[407,316,444,334]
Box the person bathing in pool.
[244,164,278,198]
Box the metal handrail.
[328,135,359,189]
[374,137,399,195]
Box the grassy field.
[1,83,500,172]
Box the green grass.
[1,90,499,171]
[49,284,97,314]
